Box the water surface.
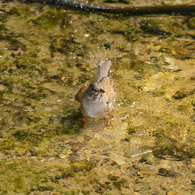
[0,0,195,194]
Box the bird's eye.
[91,86,95,91]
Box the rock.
[0,84,6,91]
[172,90,187,99]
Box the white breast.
[82,95,108,117]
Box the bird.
[75,60,116,118]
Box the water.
[0,0,195,194]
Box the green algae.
[187,17,195,29]
[141,17,185,36]
[32,8,67,30]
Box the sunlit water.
[0,0,195,194]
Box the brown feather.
[100,77,116,103]
[75,85,88,102]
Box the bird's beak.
[96,88,105,93]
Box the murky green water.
[0,0,195,194]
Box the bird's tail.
[96,60,111,82]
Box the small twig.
[23,0,195,15]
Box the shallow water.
[0,0,195,194]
